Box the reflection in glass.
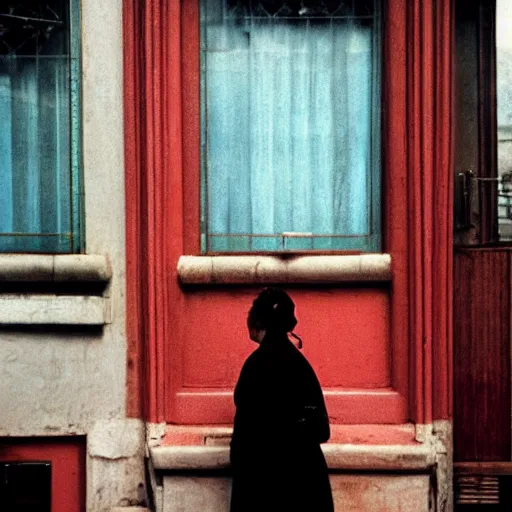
[497,0,512,241]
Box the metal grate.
[455,475,500,505]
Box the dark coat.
[230,333,334,512]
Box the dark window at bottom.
[1,462,51,512]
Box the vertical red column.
[124,0,181,422]
[406,0,454,424]
[124,0,144,419]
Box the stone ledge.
[159,424,418,447]
[0,295,110,325]
[150,443,434,472]
[0,254,111,282]
[151,446,229,471]
[111,508,151,512]
[177,254,392,285]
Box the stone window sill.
[177,254,391,285]
[0,254,111,282]
[0,255,112,325]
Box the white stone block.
[89,419,145,460]
[0,295,106,325]
[331,474,430,512]
[110,507,151,512]
[177,254,392,285]
[163,476,231,512]
[53,254,112,281]
[0,254,111,282]
[0,255,54,281]
[151,446,230,471]
[111,508,150,512]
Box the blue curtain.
[202,0,379,251]
[0,4,73,253]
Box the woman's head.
[247,288,297,342]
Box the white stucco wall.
[0,1,144,510]
[1,0,125,440]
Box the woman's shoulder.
[240,347,268,373]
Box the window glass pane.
[0,0,81,253]
[497,0,512,242]
[2,462,51,512]
[201,0,380,252]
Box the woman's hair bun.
[248,287,297,332]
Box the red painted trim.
[432,0,454,421]
[123,0,454,425]
[124,0,180,422]
[407,0,424,425]
[421,0,435,426]
[171,0,412,425]
[123,0,144,419]
[405,0,453,423]
[385,0,453,424]
[161,423,419,446]
[384,0,409,411]
[0,437,86,512]
[166,0,185,422]
[182,0,201,255]
[172,388,406,425]
[145,0,159,422]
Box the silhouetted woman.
[230,288,334,512]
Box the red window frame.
[183,0,383,255]
[181,0,409,424]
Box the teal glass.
[200,0,381,252]
[0,0,82,253]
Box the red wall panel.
[0,437,86,512]
[171,287,398,424]
[181,289,391,389]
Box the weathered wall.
[0,0,145,510]
[160,474,431,512]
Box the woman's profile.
[230,287,334,512]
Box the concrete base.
[111,508,151,512]
[160,474,430,512]
[149,423,451,512]
[331,474,429,512]
[163,477,231,512]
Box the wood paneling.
[454,249,511,461]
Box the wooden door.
[454,248,511,463]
